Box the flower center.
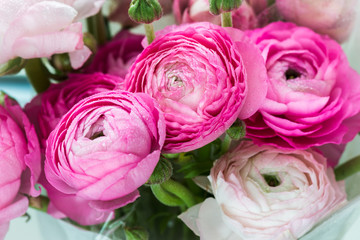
[168,75,184,88]
[89,131,105,140]
[285,68,301,80]
[262,174,281,187]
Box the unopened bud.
[128,0,163,24]
[0,57,26,77]
[209,0,242,15]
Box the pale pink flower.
[44,91,165,223]
[0,0,105,68]
[276,0,358,42]
[180,141,347,239]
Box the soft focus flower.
[0,0,105,68]
[276,0,358,42]
[25,73,123,149]
[125,22,268,153]
[179,141,347,240]
[0,95,41,239]
[173,0,258,30]
[44,91,166,222]
[246,0,268,14]
[244,22,360,149]
[85,30,144,78]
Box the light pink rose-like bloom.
[85,30,144,78]
[179,141,347,240]
[173,0,258,30]
[0,95,41,240]
[44,91,166,224]
[0,0,105,69]
[276,0,358,42]
[125,23,268,153]
[25,73,123,150]
[244,22,360,150]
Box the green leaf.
[226,119,246,140]
[147,157,173,185]
[125,227,149,240]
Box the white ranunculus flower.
[180,141,347,240]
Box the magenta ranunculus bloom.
[25,73,123,149]
[0,0,105,68]
[85,30,144,78]
[125,23,268,153]
[44,91,165,224]
[0,95,41,239]
[173,0,258,30]
[244,22,360,150]
[180,141,346,239]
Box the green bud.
[51,53,72,73]
[146,157,173,185]
[226,119,246,140]
[209,0,243,15]
[0,57,27,77]
[125,227,149,240]
[128,0,163,24]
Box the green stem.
[151,179,197,208]
[87,12,107,46]
[221,133,232,155]
[221,12,233,27]
[25,58,50,93]
[144,23,156,44]
[335,155,360,181]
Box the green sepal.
[128,0,163,24]
[226,119,246,140]
[146,157,173,185]
[0,57,27,77]
[209,0,243,15]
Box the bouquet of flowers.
[1,0,360,239]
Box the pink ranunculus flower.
[25,73,123,150]
[244,22,360,150]
[125,23,268,153]
[179,141,347,240]
[0,95,41,240]
[85,30,144,78]
[173,0,258,30]
[276,0,358,43]
[0,0,105,69]
[44,91,166,221]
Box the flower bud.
[210,0,243,15]
[128,0,163,24]
[0,57,26,77]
